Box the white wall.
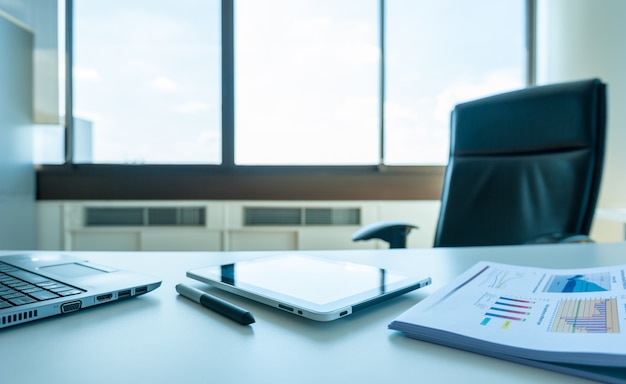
[537,0,626,241]
[0,12,35,249]
[37,200,441,251]
[0,0,60,124]
[0,0,34,25]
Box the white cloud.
[150,76,181,92]
[74,66,102,82]
[333,43,379,66]
[174,101,211,114]
[289,17,333,40]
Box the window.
[62,0,526,166]
[36,0,531,200]
[385,0,526,165]
[235,0,379,165]
[72,0,220,164]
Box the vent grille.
[85,207,206,227]
[86,208,144,226]
[2,309,38,326]
[244,207,360,226]
[245,208,302,226]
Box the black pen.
[175,283,256,325]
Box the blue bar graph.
[551,298,618,333]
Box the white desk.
[2,242,626,384]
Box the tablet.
[186,253,431,321]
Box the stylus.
[176,283,256,325]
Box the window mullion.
[65,0,75,165]
[379,0,386,167]
[222,0,235,167]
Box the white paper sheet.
[389,261,626,367]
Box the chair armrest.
[352,221,418,248]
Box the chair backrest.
[434,79,606,247]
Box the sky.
[62,0,525,165]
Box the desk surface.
[3,242,626,384]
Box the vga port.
[61,300,82,313]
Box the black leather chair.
[353,79,607,248]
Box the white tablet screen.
[222,254,406,305]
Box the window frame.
[36,0,535,201]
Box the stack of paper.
[389,262,626,383]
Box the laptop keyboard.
[0,262,83,309]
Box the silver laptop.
[0,253,161,329]
[187,253,431,321]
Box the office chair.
[353,78,607,248]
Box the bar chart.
[550,298,619,333]
[484,296,532,321]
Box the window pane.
[34,124,65,164]
[235,0,379,165]
[73,0,220,164]
[385,0,526,165]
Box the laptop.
[0,253,161,329]
[187,253,431,321]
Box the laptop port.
[278,304,294,312]
[135,286,148,295]
[96,293,113,302]
[61,300,82,313]
[117,290,131,299]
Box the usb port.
[135,286,148,295]
[96,293,113,302]
[117,290,131,299]
[278,304,294,312]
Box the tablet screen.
[187,253,430,319]
[218,254,406,305]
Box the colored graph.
[550,298,619,333]
[544,273,610,293]
[484,296,532,321]
[480,296,533,329]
